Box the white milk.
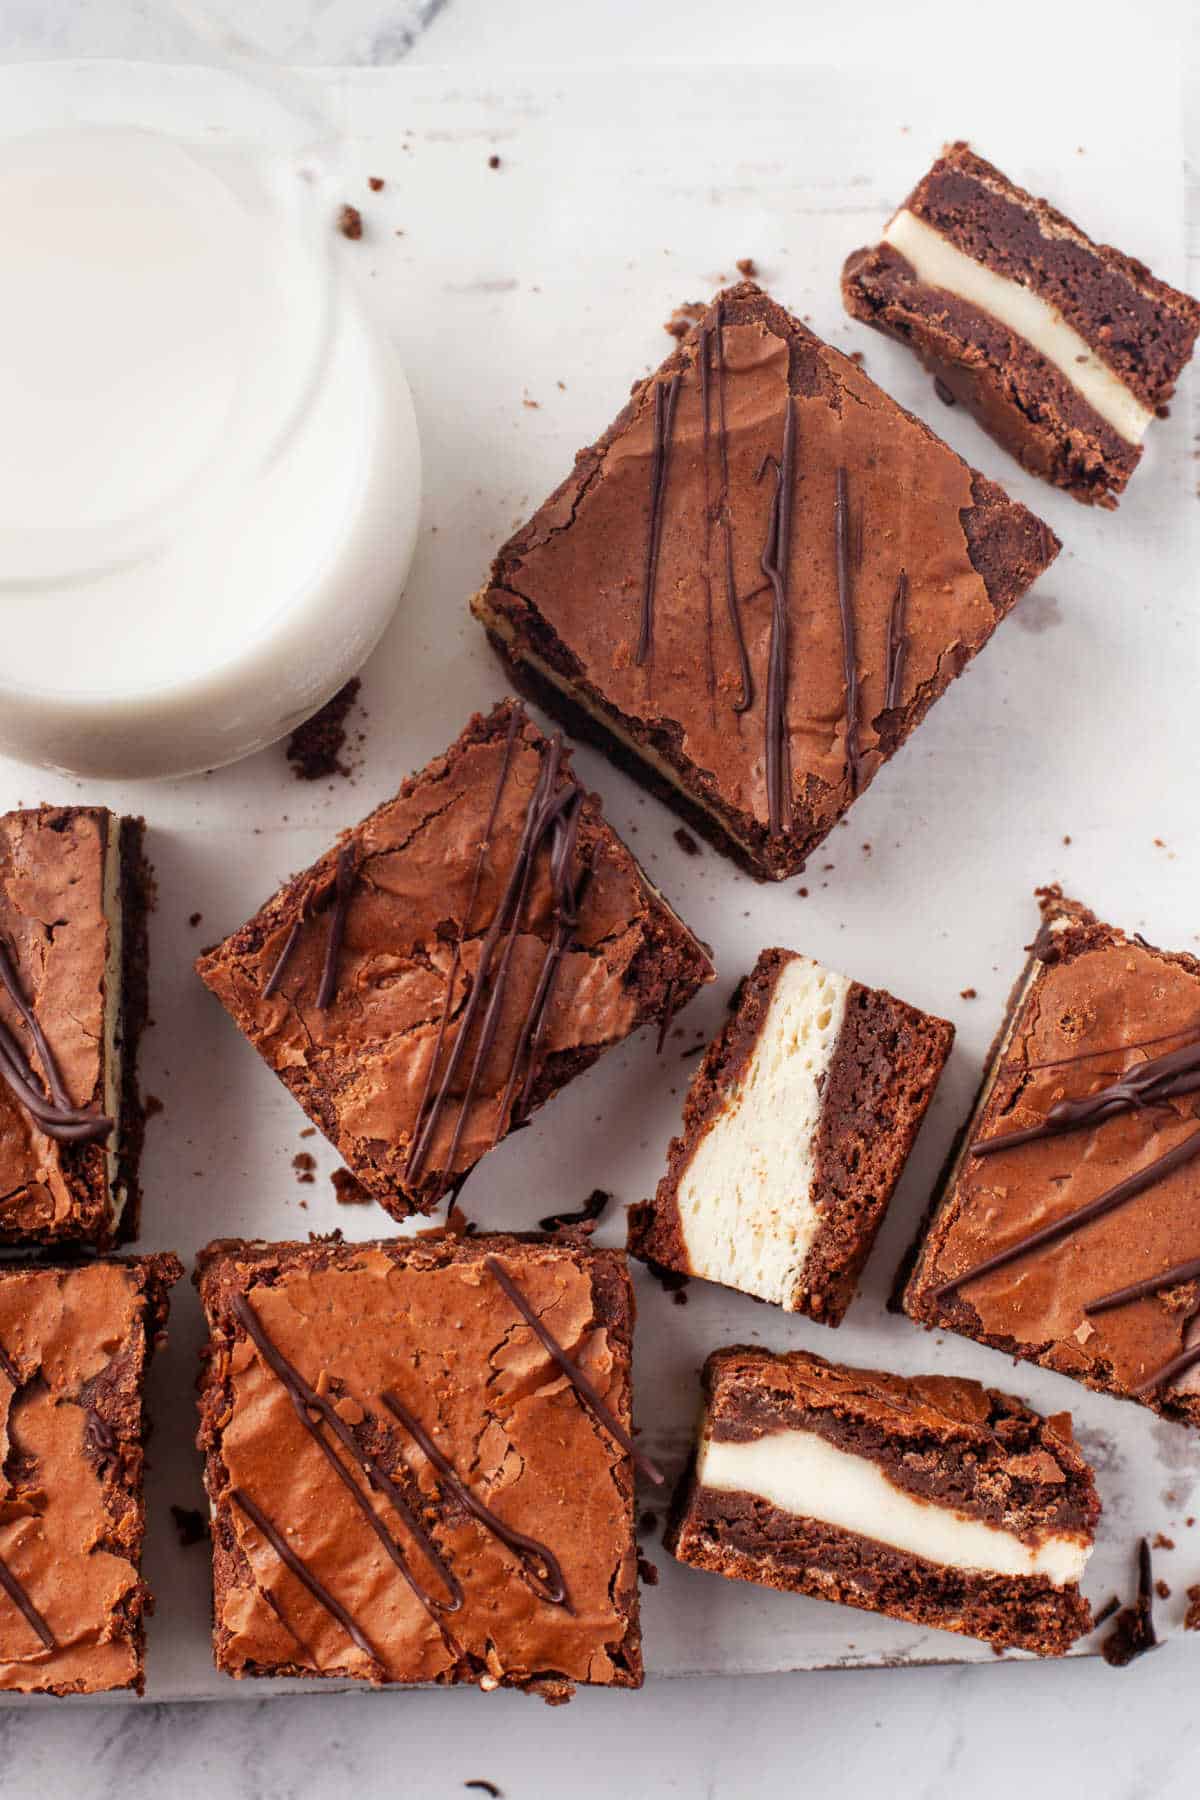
[0,123,420,777]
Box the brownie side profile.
[472,279,1058,880]
[0,1253,183,1695]
[667,1344,1097,1657]
[196,701,713,1221]
[901,888,1200,1427]
[843,142,1200,507]
[0,806,150,1249]
[629,948,954,1323]
[195,1233,643,1698]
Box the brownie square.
[195,1233,643,1697]
[628,947,953,1323]
[899,887,1200,1426]
[843,141,1200,508]
[472,279,1059,880]
[0,806,151,1249]
[667,1344,1098,1657]
[0,1253,182,1695]
[196,700,713,1222]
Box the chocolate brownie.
[667,1344,1098,1657]
[472,279,1059,880]
[843,142,1200,508]
[0,1253,182,1695]
[899,888,1200,1426]
[0,806,151,1249]
[196,700,712,1222]
[629,948,953,1323]
[195,1233,646,1698]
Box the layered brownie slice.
[900,889,1200,1426]
[196,1233,647,1697]
[843,142,1200,508]
[472,279,1058,880]
[0,806,151,1249]
[197,701,712,1221]
[0,1253,182,1695]
[628,948,953,1323]
[668,1345,1097,1656]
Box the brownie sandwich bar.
[0,806,151,1249]
[0,1254,182,1695]
[196,1233,648,1698]
[197,700,712,1222]
[900,888,1200,1427]
[843,142,1200,508]
[668,1345,1098,1657]
[472,279,1059,879]
[629,947,953,1323]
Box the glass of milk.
[0,51,421,778]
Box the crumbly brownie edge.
[114,816,151,1246]
[195,1234,643,1693]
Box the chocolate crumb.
[638,1510,658,1537]
[465,1785,501,1799]
[1091,1595,1120,1629]
[331,1168,371,1205]
[735,257,758,278]
[1102,1538,1161,1666]
[487,155,501,170]
[1153,1533,1175,1550]
[1186,1586,1200,1629]
[337,203,363,240]
[537,1189,612,1235]
[367,176,385,192]
[188,912,203,928]
[300,1128,316,1139]
[285,677,363,781]
[673,827,700,857]
[680,1039,706,1060]
[848,350,866,367]
[1156,1580,1171,1600]
[664,301,706,341]
[292,1152,316,1185]
[144,1094,164,1118]
[170,1505,208,1548]
[1062,834,1072,845]
[637,1554,660,1586]
[933,376,956,406]
[959,987,977,1000]
[797,886,808,897]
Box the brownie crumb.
[285,678,363,781]
[1102,1539,1161,1666]
[643,1257,690,1301]
[664,301,706,341]
[933,376,957,407]
[1063,834,1072,845]
[959,987,977,1000]
[538,1189,612,1235]
[797,886,809,898]
[1156,1579,1171,1600]
[337,203,364,240]
[673,827,700,857]
[637,1554,660,1586]
[848,350,866,367]
[488,155,501,170]
[144,1094,164,1119]
[188,912,203,928]
[292,1152,316,1185]
[1153,1533,1175,1550]
[735,257,758,278]
[367,176,385,192]
[170,1505,208,1548]
[331,1168,371,1205]
[1186,1586,1200,1629]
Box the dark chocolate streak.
[933,1124,1200,1300]
[231,1487,383,1666]
[0,1549,55,1652]
[833,467,861,794]
[381,1389,570,1609]
[758,398,796,836]
[0,940,113,1145]
[634,373,682,667]
[1132,1340,1200,1396]
[1085,1254,1200,1316]
[483,1255,664,1486]
[538,1189,611,1233]
[315,845,359,1011]
[885,568,908,712]
[973,1033,1200,1157]
[712,304,753,713]
[231,1294,462,1620]
[83,1409,119,1475]
[1003,1022,1200,1076]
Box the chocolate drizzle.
[0,1549,55,1652]
[259,844,361,1011]
[1132,1339,1200,1396]
[1085,1255,1200,1316]
[833,466,862,795]
[933,1124,1200,1301]
[758,397,796,835]
[0,940,112,1145]
[885,569,908,712]
[483,1255,664,1486]
[972,1033,1200,1158]
[634,373,682,668]
[713,305,753,714]
[231,1487,383,1667]
[231,1293,462,1621]
[381,1390,570,1609]
[538,1189,611,1234]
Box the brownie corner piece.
[196,698,712,1223]
[899,887,1200,1426]
[195,1232,642,1695]
[472,278,1057,879]
[667,1343,1097,1657]
[0,804,151,1250]
[629,947,953,1323]
[0,1251,183,1695]
[842,140,1200,508]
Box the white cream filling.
[697,1428,1090,1585]
[100,822,126,1228]
[883,209,1153,446]
[676,956,850,1309]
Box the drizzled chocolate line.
[231,1487,383,1666]
[972,1033,1200,1158]
[932,1124,1200,1301]
[1002,1021,1200,1077]
[315,845,359,1011]
[758,397,796,836]
[697,326,718,724]
[0,941,112,1145]
[231,1294,462,1620]
[1085,1255,1200,1316]
[714,304,753,714]
[833,466,862,796]
[382,1389,570,1609]
[885,569,908,713]
[1132,1339,1200,1396]
[483,1255,664,1486]
[538,1189,611,1234]
[0,1550,55,1651]
[634,373,682,668]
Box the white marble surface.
[3,0,1200,1794]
